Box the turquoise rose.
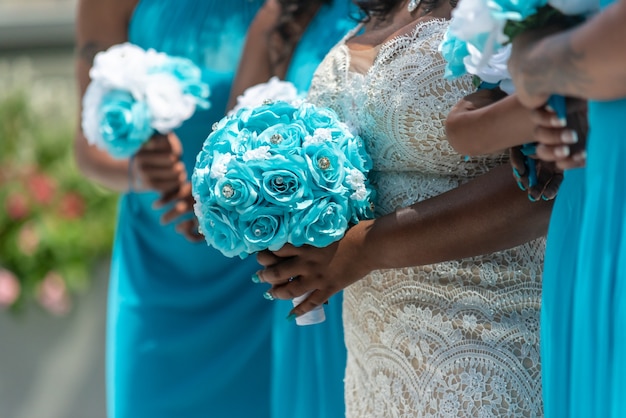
[296,102,340,131]
[240,206,290,253]
[289,197,349,248]
[213,162,260,213]
[198,205,249,258]
[190,166,216,204]
[151,57,210,108]
[252,154,314,209]
[338,134,372,173]
[440,32,471,79]
[487,0,547,22]
[303,142,348,195]
[256,121,307,155]
[99,90,154,158]
[240,101,298,134]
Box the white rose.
[144,73,196,133]
[89,43,149,97]
[230,76,301,114]
[81,81,107,148]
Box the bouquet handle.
[292,291,326,326]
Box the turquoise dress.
[542,0,626,415]
[271,3,355,418]
[107,1,270,417]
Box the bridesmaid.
[228,1,356,417]
[508,0,626,416]
[74,1,271,417]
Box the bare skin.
[508,0,626,168]
[75,0,201,241]
[255,0,553,318]
[227,0,322,109]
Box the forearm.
[74,0,137,192]
[446,91,535,155]
[361,164,552,271]
[227,1,280,110]
[74,130,131,192]
[517,0,626,101]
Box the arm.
[257,164,553,315]
[509,0,626,108]
[74,0,136,192]
[75,0,186,194]
[445,89,534,156]
[226,0,321,110]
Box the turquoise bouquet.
[191,100,375,259]
[81,43,210,159]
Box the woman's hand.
[255,220,375,317]
[159,182,205,243]
[529,99,588,171]
[132,132,187,194]
[510,147,563,201]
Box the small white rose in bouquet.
[82,42,210,159]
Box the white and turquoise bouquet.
[192,100,375,259]
[439,0,595,186]
[439,0,596,85]
[81,43,210,159]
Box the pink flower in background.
[17,222,39,256]
[58,192,86,219]
[27,173,57,205]
[0,269,20,307]
[37,271,71,316]
[5,192,30,220]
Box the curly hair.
[354,0,457,20]
[269,0,331,69]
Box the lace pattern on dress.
[309,19,544,417]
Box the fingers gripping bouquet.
[191,100,376,325]
[439,0,592,187]
[81,43,210,159]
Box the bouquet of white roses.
[191,100,375,325]
[82,43,210,159]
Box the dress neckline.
[340,18,448,76]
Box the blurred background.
[1,1,114,416]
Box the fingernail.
[545,104,555,113]
[561,129,578,144]
[263,291,274,301]
[528,194,538,202]
[554,145,571,158]
[286,313,297,321]
[552,116,567,127]
[517,180,526,191]
[573,151,587,162]
[512,167,521,179]
[251,273,261,284]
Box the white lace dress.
[308,19,544,417]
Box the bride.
[256,0,552,416]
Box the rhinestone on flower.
[221,184,234,199]
[275,176,284,185]
[317,156,331,170]
[263,99,274,105]
[212,122,218,131]
[270,134,283,144]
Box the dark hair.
[269,0,331,69]
[354,0,456,20]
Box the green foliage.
[503,5,585,42]
[0,89,118,313]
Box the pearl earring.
[407,0,420,12]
